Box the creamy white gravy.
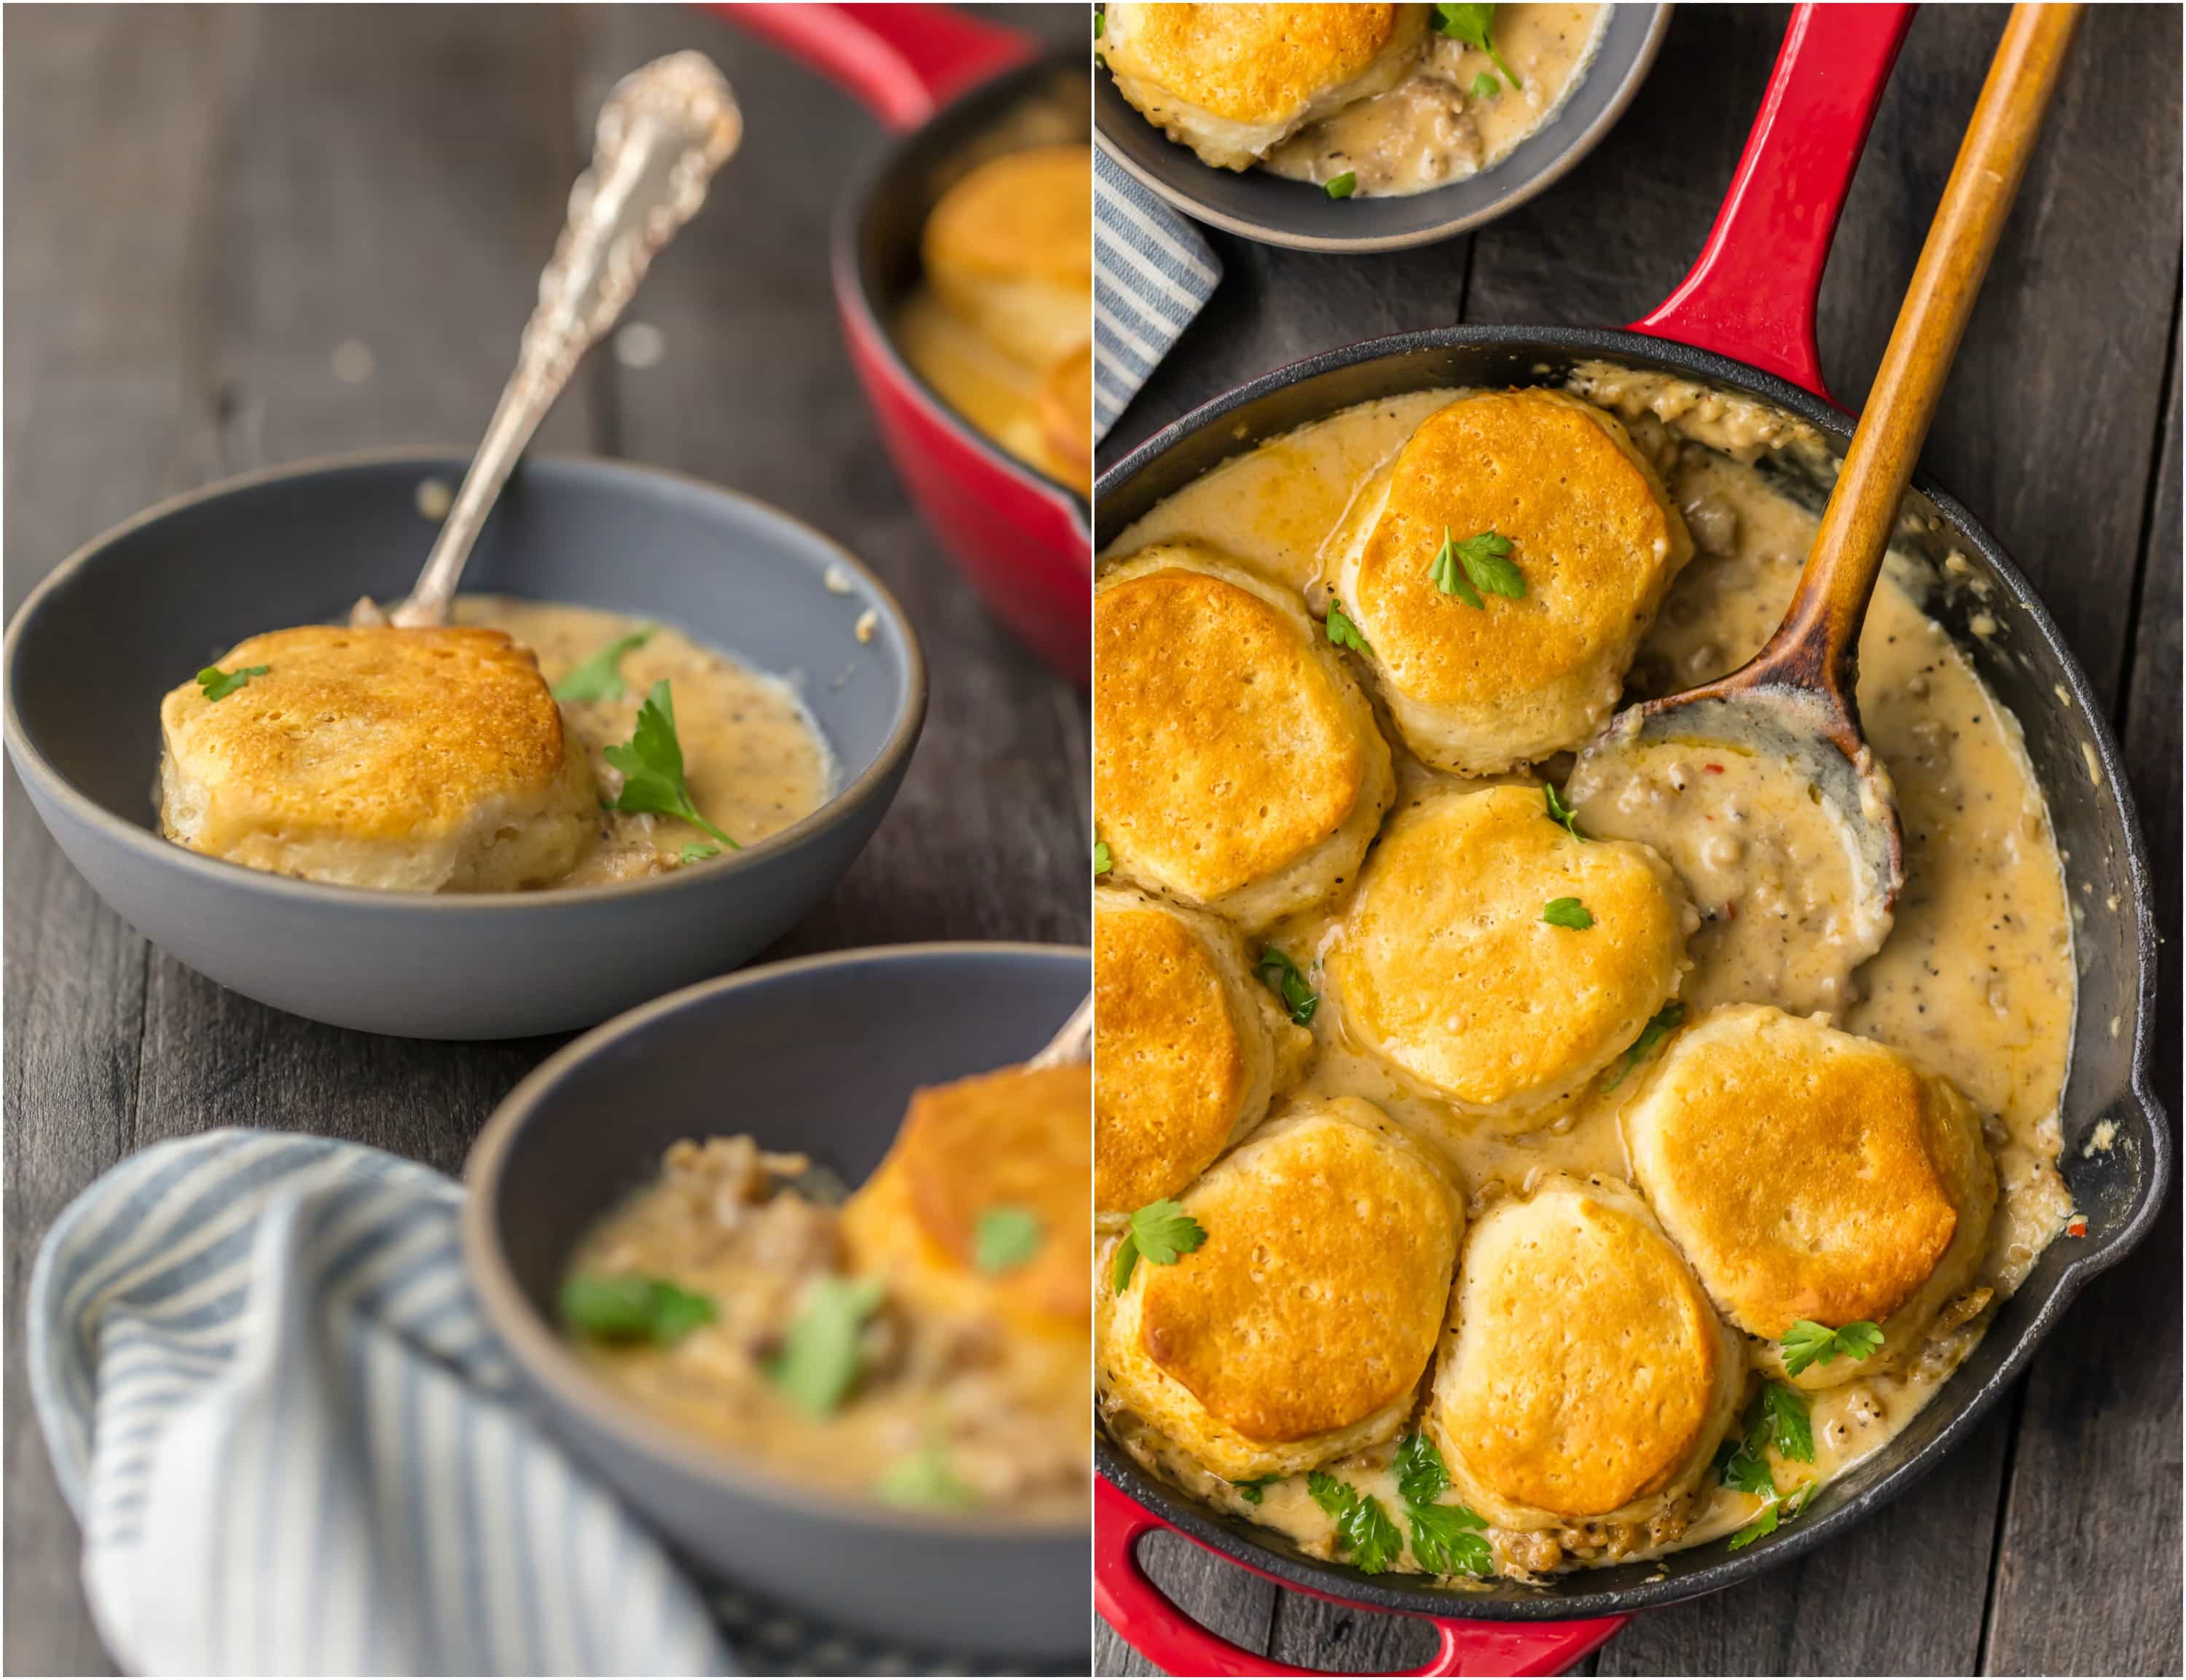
[1264,5,1608,197]
[455,596,834,886]
[1097,384,2076,1577]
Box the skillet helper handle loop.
[724,3,1033,133]
[1766,1,2080,689]
[392,53,741,629]
[1632,1,1913,404]
[1095,1480,1626,1677]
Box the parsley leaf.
[1545,781,1587,840]
[1713,1433,1776,1499]
[1407,1500,1494,1577]
[552,629,654,703]
[1325,597,1374,656]
[1393,1432,1450,1506]
[1325,170,1358,200]
[972,1205,1043,1273]
[1543,897,1594,930]
[1111,1198,1208,1293]
[1601,1001,1685,1091]
[1728,1499,1782,1552]
[1337,1491,1404,1574]
[678,842,720,865]
[1094,10,1104,36]
[1429,528,1523,606]
[1231,1475,1281,1505]
[196,664,268,702]
[1256,946,1319,1025]
[1094,839,1113,876]
[604,680,740,850]
[1306,1470,1354,1519]
[560,1273,716,1346]
[1470,71,1501,96]
[1781,1319,1886,1378]
[877,1445,976,1510]
[1429,527,1482,607]
[1433,1,1521,88]
[769,1275,886,1416]
[1760,1381,1815,1463]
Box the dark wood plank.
[1981,337,2183,1680]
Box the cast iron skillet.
[1094,4,1672,253]
[1092,8,2168,1673]
[463,942,1088,1661]
[734,3,1094,681]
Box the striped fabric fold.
[1093,146,1223,445]
[29,1129,730,1677]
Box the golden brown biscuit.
[1623,1005,1999,1388]
[1094,883,1310,1217]
[1328,785,1692,1126]
[922,144,1093,371]
[1330,388,1693,773]
[1427,1175,1742,1528]
[1100,1099,1460,1480]
[1037,341,1094,484]
[1101,4,1428,170]
[158,624,596,892]
[1094,543,1395,930]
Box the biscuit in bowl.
[922,143,1093,372]
[158,624,597,892]
[1427,1174,1743,1531]
[1094,543,1395,930]
[1100,1098,1460,1481]
[1094,882,1312,1219]
[1037,341,1094,484]
[1328,784,1693,1126]
[1623,1003,2000,1389]
[1329,388,1693,774]
[1100,3,1428,170]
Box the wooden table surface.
[1094,5,2180,1676]
[1,5,1088,1674]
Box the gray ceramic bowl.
[1095,4,1671,252]
[462,942,1089,1661]
[3,451,925,1039]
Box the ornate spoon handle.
[388,52,741,628]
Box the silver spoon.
[356,52,741,629]
[1027,994,1093,1068]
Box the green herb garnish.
[1434,2,1521,88]
[878,1445,976,1510]
[1716,1386,1821,1550]
[1325,597,1373,656]
[1545,781,1586,841]
[1094,839,1113,876]
[1730,1482,1816,1552]
[1304,1473,1404,1574]
[1543,897,1594,930]
[1231,1475,1281,1505]
[1325,171,1358,200]
[1306,1470,1353,1518]
[560,1273,716,1346]
[1759,1380,1816,1462]
[1094,10,1104,37]
[678,842,720,865]
[1407,1499,1494,1577]
[1255,946,1318,1026]
[1470,71,1501,96]
[769,1275,886,1416]
[196,664,268,702]
[1110,1198,1208,1294]
[605,679,739,850]
[972,1205,1043,1273]
[1780,1319,1885,1378]
[1600,1001,1685,1091]
[552,629,654,703]
[1393,1432,1449,1506]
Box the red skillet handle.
[1632,1,1915,404]
[722,3,1032,133]
[1097,1478,1626,1677]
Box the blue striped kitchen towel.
[27,1129,729,1677]
[1094,146,1222,444]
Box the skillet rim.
[1092,321,2170,1620]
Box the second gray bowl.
[3,452,925,1038]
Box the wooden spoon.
[1572,4,2080,949]
[355,52,742,629]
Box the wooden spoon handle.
[1755,2,2080,696]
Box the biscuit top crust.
[1352,388,1683,708]
[922,143,1093,287]
[1625,1005,1967,1335]
[1110,4,1406,123]
[160,624,569,844]
[1095,560,1368,902]
[1136,1104,1456,1443]
[1441,1183,1721,1517]
[1095,899,1248,1214]
[898,1061,1092,1324]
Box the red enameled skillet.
[1094,6,2168,1673]
[731,3,1092,682]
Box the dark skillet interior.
[842,50,1089,505]
[1092,6,1669,251]
[1094,327,2169,1620]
